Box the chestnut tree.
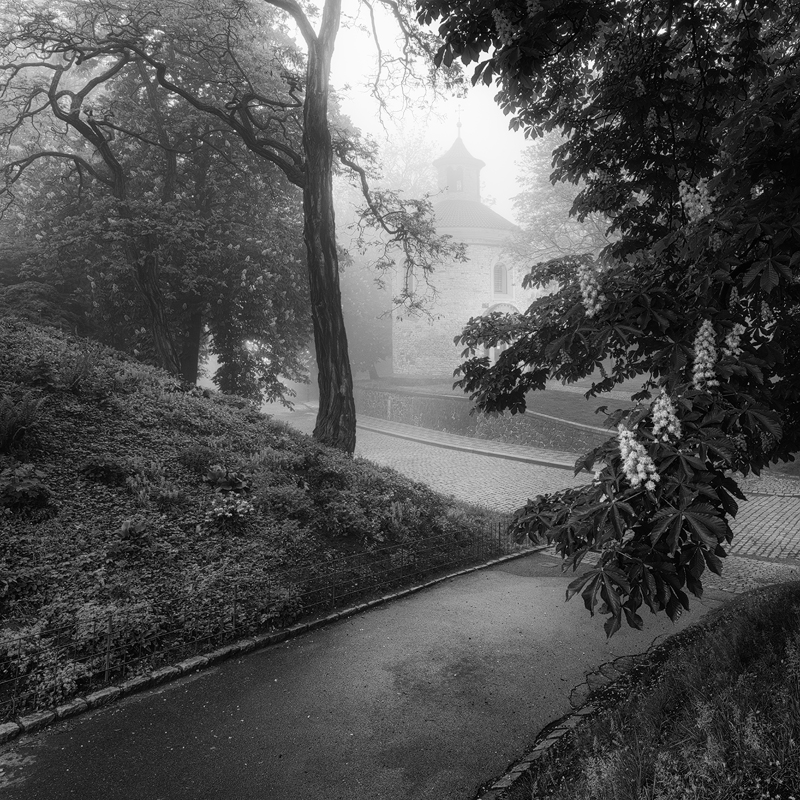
[418,0,800,633]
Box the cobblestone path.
[274,408,800,593]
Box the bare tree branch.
[262,0,318,48]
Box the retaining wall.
[354,385,611,453]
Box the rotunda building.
[392,132,532,377]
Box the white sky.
[329,14,530,224]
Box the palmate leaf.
[683,503,729,549]
[714,483,740,517]
[565,569,602,613]
[622,605,644,630]
[649,508,678,544]
[718,473,747,501]
[681,547,707,597]
[702,547,725,575]
[744,408,783,441]
[567,562,633,637]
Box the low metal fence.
[0,520,526,724]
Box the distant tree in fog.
[510,133,610,265]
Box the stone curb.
[357,422,578,471]
[0,544,548,748]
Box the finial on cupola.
[456,103,462,138]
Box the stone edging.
[356,422,577,471]
[0,544,549,748]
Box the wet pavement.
[0,553,723,800]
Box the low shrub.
[58,343,99,395]
[106,517,153,560]
[0,463,51,512]
[153,484,185,510]
[203,464,251,494]
[0,391,46,453]
[176,444,220,474]
[24,342,109,398]
[202,495,256,534]
[255,483,316,523]
[0,624,90,709]
[123,457,169,507]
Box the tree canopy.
[1,0,463,450]
[0,0,314,398]
[418,0,800,634]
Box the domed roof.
[432,136,486,170]
[433,196,517,231]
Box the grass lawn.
[506,581,800,800]
[368,375,800,478]
[370,375,636,429]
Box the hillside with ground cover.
[0,319,501,717]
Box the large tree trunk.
[303,2,356,454]
[133,248,183,377]
[122,227,181,376]
[179,304,204,384]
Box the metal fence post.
[104,613,112,684]
[232,584,238,635]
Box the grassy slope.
[507,582,800,800]
[0,320,499,668]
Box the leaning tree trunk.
[303,3,356,454]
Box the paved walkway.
[0,553,725,800]
[278,408,800,594]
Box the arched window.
[447,166,464,193]
[493,261,508,295]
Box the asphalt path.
[0,553,725,800]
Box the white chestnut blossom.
[618,425,660,491]
[692,319,719,389]
[577,261,606,317]
[722,323,746,357]
[526,0,541,15]
[728,286,740,310]
[652,391,681,442]
[761,301,775,327]
[492,9,515,45]
[678,178,712,224]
